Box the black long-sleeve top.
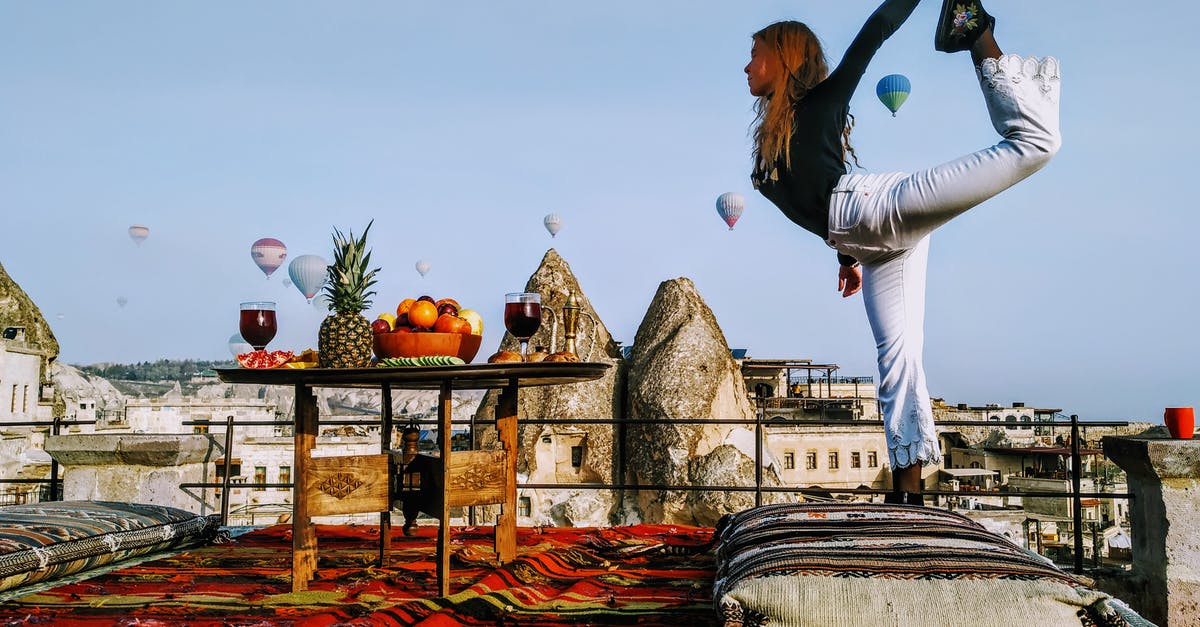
[752,0,920,266]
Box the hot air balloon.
[250,238,288,279]
[228,333,252,358]
[875,73,911,117]
[282,278,292,289]
[543,213,563,238]
[116,296,128,308]
[415,260,431,277]
[716,192,745,230]
[128,225,149,246]
[288,255,328,303]
[312,293,332,312]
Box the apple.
[417,295,435,303]
[437,303,459,316]
[391,326,412,334]
[433,313,462,334]
[457,309,484,335]
[371,319,391,335]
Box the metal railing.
[167,404,1131,575]
[0,416,96,502]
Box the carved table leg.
[495,380,518,564]
[293,384,319,593]
[379,383,392,565]
[436,380,453,597]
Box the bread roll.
[543,351,580,363]
[487,350,524,364]
[526,347,550,362]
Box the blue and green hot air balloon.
[875,74,911,117]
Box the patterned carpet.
[0,523,718,626]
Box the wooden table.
[216,362,610,595]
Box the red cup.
[1164,407,1195,439]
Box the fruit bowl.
[373,332,482,363]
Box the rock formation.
[0,260,59,360]
[473,249,624,526]
[624,277,782,526]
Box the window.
[805,451,818,470]
[1021,416,1032,430]
[783,452,795,470]
[22,386,28,412]
[253,467,266,491]
[867,451,879,468]
[1005,415,1018,430]
[278,466,291,491]
[193,421,210,434]
[518,496,532,517]
[80,403,87,410]
[570,446,583,468]
[10,385,15,412]
[850,452,861,469]
[215,460,242,478]
[828,452,839,470]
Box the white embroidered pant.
[826,55,1062,469]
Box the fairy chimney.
[474,249,624,526]
[0,260,59,360]
[624,277,782,526]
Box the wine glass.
[239,301,277,351]
[504,292,542,361]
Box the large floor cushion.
[0,500,219,593]
[713,502,1144,627]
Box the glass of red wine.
[239,301,278,351]
[504,292,542,361]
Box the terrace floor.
[0,523,718,626]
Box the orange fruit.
[395,298,417,317]
[408,300,438,329]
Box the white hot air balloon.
[312,293,332,312]
[543,213,563,238]
[415,260,431,277]
[128,225,150,246]
[288,255,329,303]
[116,296,128,308]
[228,333,253,357]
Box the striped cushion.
[0,501,218,593]
[713,502,1138,627]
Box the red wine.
[503,302,541,339]
[240,308,278,350]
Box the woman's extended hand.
[838,264,862,298]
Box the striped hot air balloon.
[128,225,149,246]
[250,238,288,278]
[716,192,745,230]
[415,260,431,277]
[288,255,328,303]
[876,74,911,117]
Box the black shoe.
[883,491,905,505]
[905,492,926,507]
[934,0,995,53]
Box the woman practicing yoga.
[744,0,1060,503]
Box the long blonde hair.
[751,21,859,173]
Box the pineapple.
[317,221,380,368]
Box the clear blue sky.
[2,2,1196,422]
